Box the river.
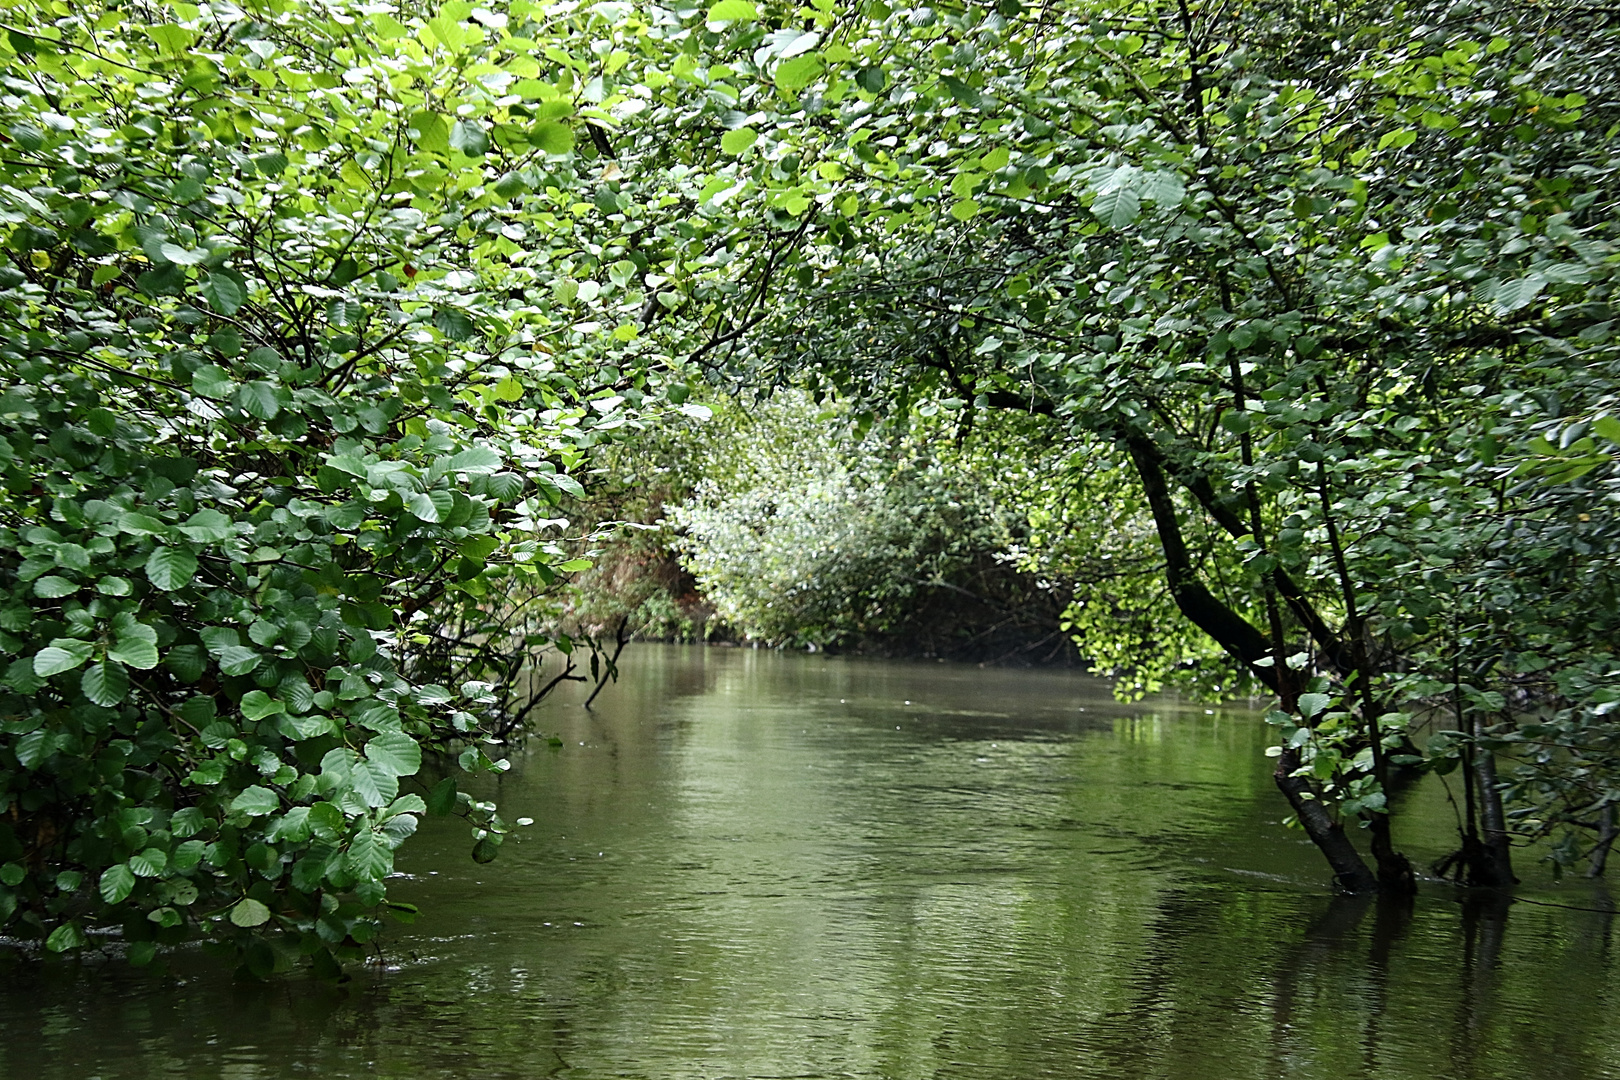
[2,645,1617,1079]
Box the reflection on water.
[2,645,1617,1079]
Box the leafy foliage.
[5,0,1620,971]
[0,0,677,970]
[663,393,1069,658]
[606,0,1620,886]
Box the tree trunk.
[1126,439,1381,893]
[1588,805,1616,878]
[1470,719,1517,887]
[1274,747,1381,893]
[1126,438,1277,686]
[1368,814,1416,895]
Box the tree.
[0,0,683,971]
[652,390,1072,659]
[616,0,1620,891]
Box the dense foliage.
[0,0,688,971]
[646,392,1069,658]
[612,0,1620,890]
[5,0,1620,975]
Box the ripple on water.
[1,646,1618,1080]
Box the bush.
[0,0,632,973]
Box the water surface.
[3,645,1617,1079]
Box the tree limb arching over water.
[1,0,1619,976]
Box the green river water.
[2,644,1618,1079]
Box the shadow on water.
[2,645,1618,1079]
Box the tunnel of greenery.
[1,0,1618,974]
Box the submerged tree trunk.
[1315,462,1414,896]
[1471,729,1517,886]
[1274,747,1381,893]
[1367,815,1416,895]
[1589,805,1617,878]
[1437,699,1518,888]
[1127,440,1382,893]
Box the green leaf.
[45,921,86,953]
[344,828,393,881]
[350,759,399,807]
[144,23,198,54]
[364,731,422,778]
[187,758,226,786]
[34,638,93,676]
[148,907,182,928]
[308,801,345,839]
[253,151,289,176]
[15,729,52,768]
[108,636,159,670]
[177,508,235,542]
[1298,693,1332,719]
[146,547,198,591]
[172,808,208,837]
[96,576,133,597]
[1592,414,1620,444]
[387,794,427,818]
[855,66,886,93]
[442,445,503,474]
[137,262,186,296]
[230,785,280,816]
[166,644,207,682]
[290,854,329,894]
[268,807,313,844]
[279,676,317,714]
[230,897,272,927]
[408,110,450,153]
[707,0,758,19]
[1091,186,1141,229]
[200,270,246,314]
[128,848,168,877]
[159,242,208,266]
[406,490,455,523]
[112,612,159,663]
[207,330,241,359]
[434,308,477,341]
[775,54,824,93]
[32,575,76,598]
[1493,275,1547,313]
[81,660,130,706]
[239,690,285,721]
[425,14,472,51]
[279,713,336,740]
[449,119,489,156]
[427,777,458,815]
[1139,171,1185,204]
[192,363,234,398]
[234,381,284,420]
[721,127,758,154]
[531,121,574,155]
[117,511,167,535]
[950,198,981,221]
[99,863,135,904]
